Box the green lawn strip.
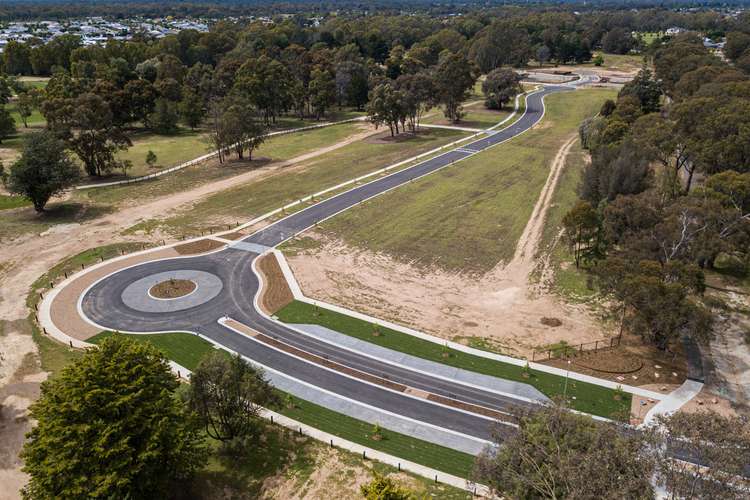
[151,127,467,236]
[118,121,365,178]
[88,331,218,370]
[86,330,475,477]
[278,392,475,478]
[322,89,613,273]
[276,301,630,420]
[0,194,31,210]
[7,104,46,127]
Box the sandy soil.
[0,122,378,497]
[286,134,609,358]
[260,445,440,500]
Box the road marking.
[230,241,273,254]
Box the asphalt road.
[82,85,570,445]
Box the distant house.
[665,27,684,36]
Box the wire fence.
[75,116,367,190]
[531,335,622,362]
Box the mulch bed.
[427,394,517,424]
[150,279,196,299]
[542,346,687,386]
[174,238,224,255]
[256,333,407,392]
[221,231,248,240]
[257,253,294,314]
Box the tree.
[470,20,532,72]
[20,336,204,498]
[367,83,406,137]
[8,131,78,211]
[44,92,131,177]
[562,200,603,268]
[618,68,662,114]
[15,91,35,128]
[654,411,750,500]
[0,106,15,143]
[482,68,521,110]
[434,52,476,123]
[537,45,551,66]
[235,55,293,124]
[0,75,13,105]
[148,98,179,134]
[473,405,653,500]
[602,28,634,55]
[146,150,157,168]
[360,472,413,500]
[396,71,435,132]
[188,351,278,442]
[308,66,336,120]
[179,89,205,130]
[594,258,711,350]
[593,54,604,67]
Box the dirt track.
[286,134,606,358]
[0,123,378,496]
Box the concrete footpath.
[172,362,490,496]
[290,323,549,404]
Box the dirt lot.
[0,123,380,497]
[285,135,609,358]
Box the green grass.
[0,194,31,210]
[89,331,218,370]
[81,121,366,205]
[592,51,645,72]
[534,139,599,302]
[84,330,476,477]
[422,104,512,129]
[276,300,630,420]
[117,128,210,177]
[145,127,467,237]
[323,89,616,274]
[7,104,46,128]
[278,392,475,477]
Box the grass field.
[276,300,630,420]
[89,330,219,369]
[0,194,31,210]
[422,103,512,129]
[141,127,467,236]
[321,88,616,274]
[83,121,367,205]
[535,139,598,301]
[84,330,476,477]
[593,51,645,72]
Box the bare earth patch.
[285,134,606,358]
[149,279,196,299]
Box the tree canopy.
[21,336,204,499]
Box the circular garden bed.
[149,279,197,299]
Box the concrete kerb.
[36,90,533,350]
[232,89,535,235]
[75,116,368,190]
[37,236,230,349]
[271,250,667,402]
[172,360,492,496]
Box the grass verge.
[321,88,616,273]
[87,330,476,478]
[276,300,630,420]
[147,127,467,236]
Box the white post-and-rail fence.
[76,116,367,190]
